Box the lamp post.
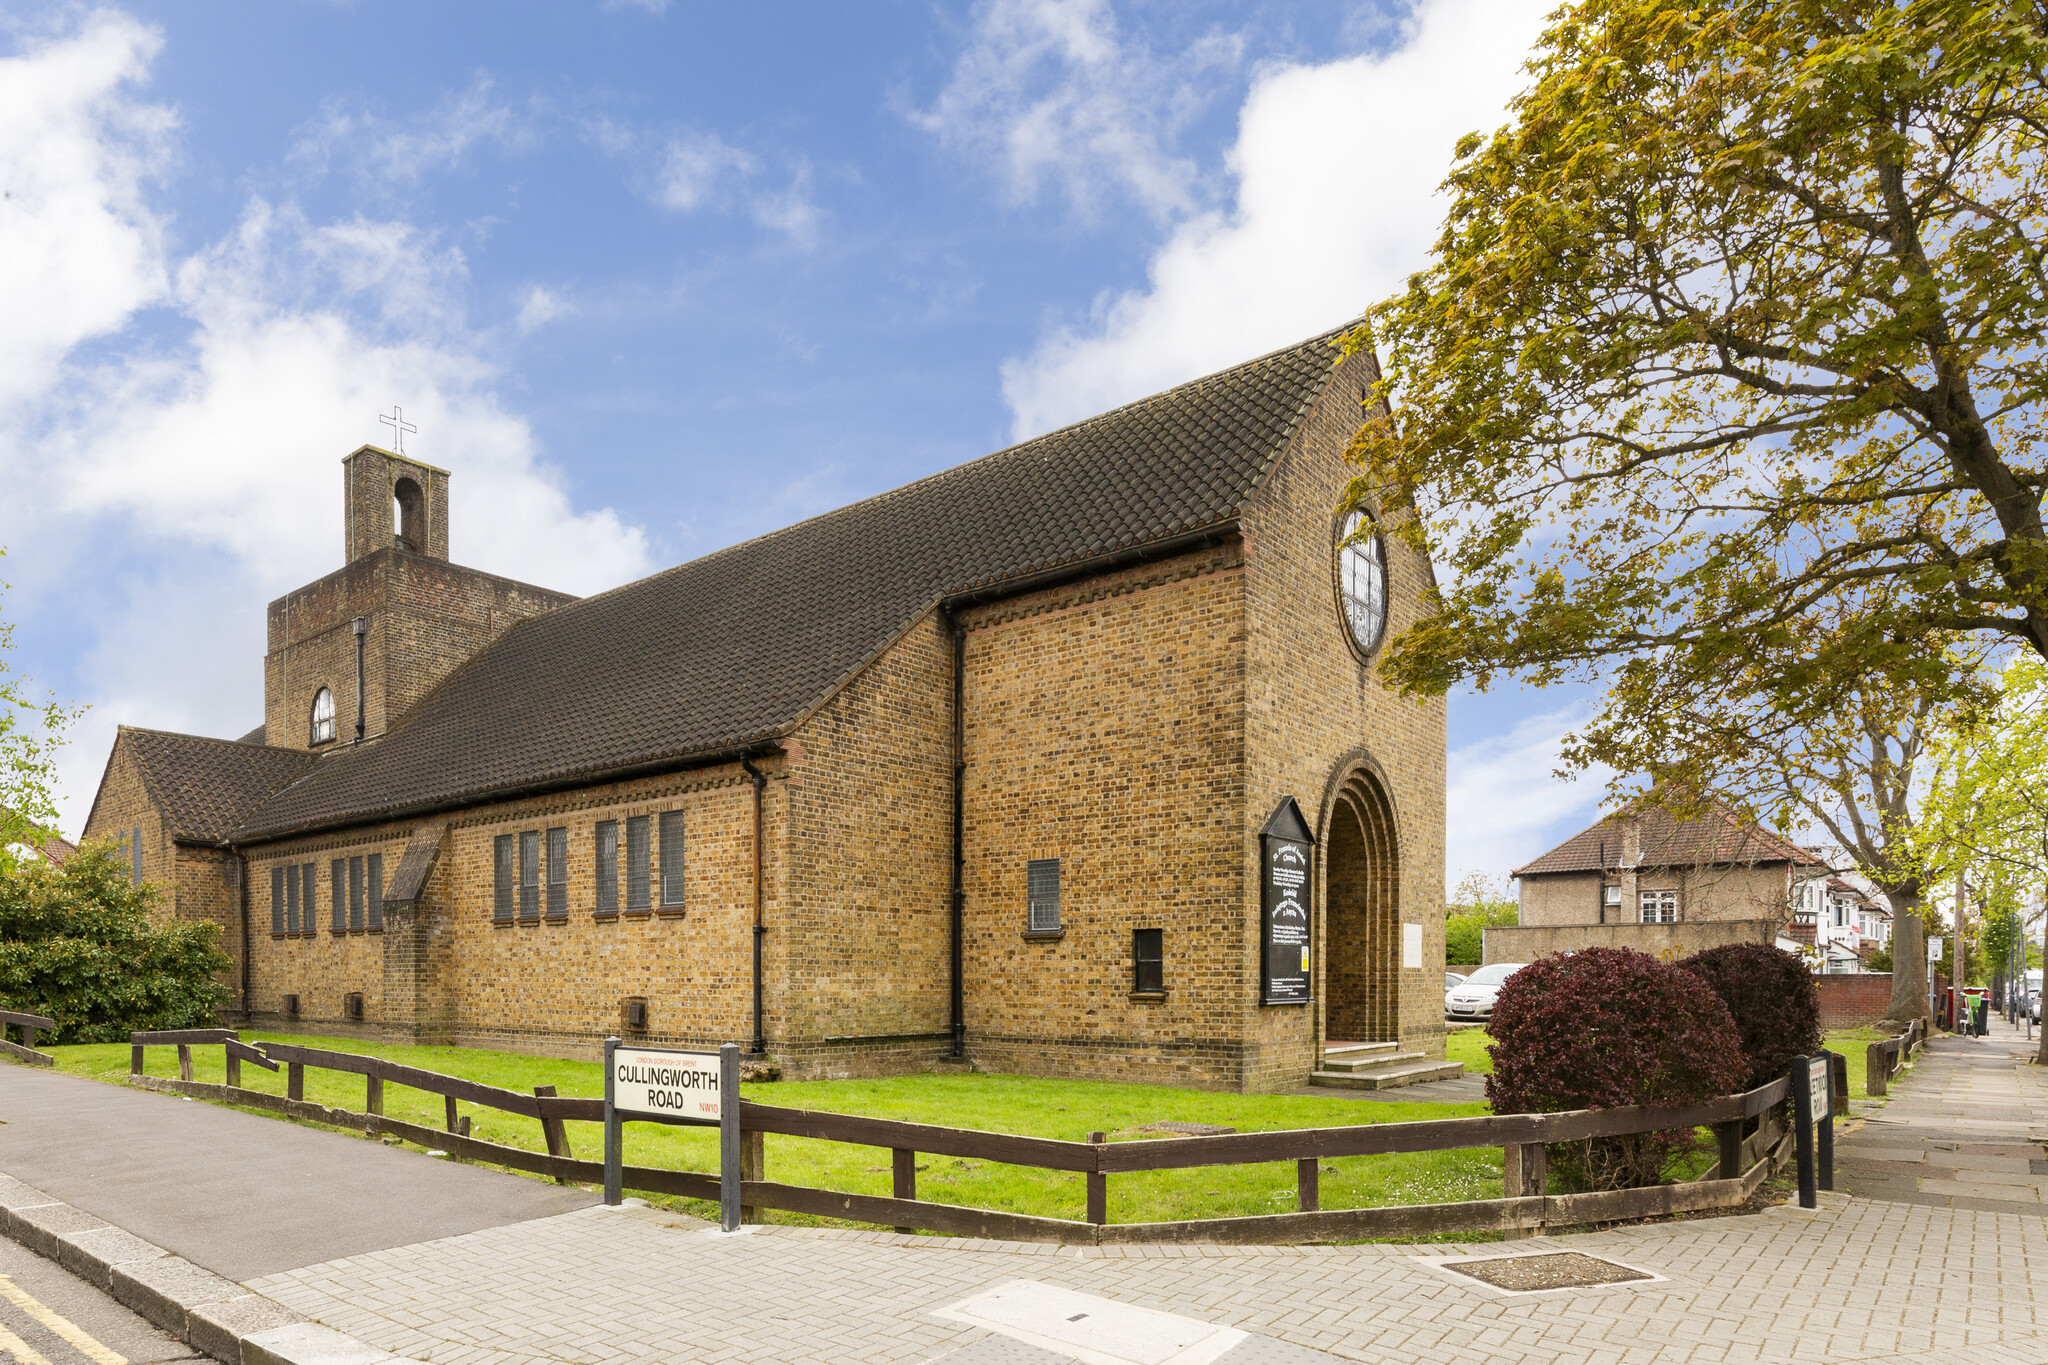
[351,615,368,744]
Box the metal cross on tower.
[379,406,417,454]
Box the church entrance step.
[1322,1040,1401,1059]
[1309,1060,1466,1090]
[1319,1049,1429,1074]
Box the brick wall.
[1241,345,1449,1083]
[1484,919,1780,964]
[1817,972,1895,1028]
[263,549,573,751]
[1521,865,1796,927]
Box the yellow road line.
[0,1278,125,1365]
[0,1319,53,1365]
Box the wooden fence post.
[445,1095,461,1133]
[892,1148,916,1235]
[367,1074,384,1116]
[533,1085,570,1184]
[1297,1157,1320,1213]
[226,1051,240,1089]
[176,1045,193,1082]
[741,1128,764,1223]
[1866,1041,1888,1096]
[1716,1120,1744,1180]
[130,1043,144,1076]
[1086,1132,1108,1226]
[288,1062,304,1102]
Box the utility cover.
[1437,1253,1653,1292]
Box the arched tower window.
[310,688,337,745]
[393,476,424,552]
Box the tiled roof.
[234,326,1357,841]
[1784,922,1817,946]
[236,725,268,745]
[1512,802,1829,878]
[121,727,315,843]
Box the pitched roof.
[234,325,1359,841]
[1512,802,1829,878]
[120,727,315,843]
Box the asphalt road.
[0,1233,199,1364]
[0,1065,596,1280]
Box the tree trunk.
[1888,893,1929,1024]
[2037,907,2048,1066]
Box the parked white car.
[1446,970,1467,991]
[1446,962,1525,1021]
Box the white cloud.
[291,76,528,186]
[513,283,572,334]
[654,129,755,211]
[998,0,1547,437]
[911,0,1241,223]
[0,11,171,409]
[0,13,654,835]
[1446,705,1608,895]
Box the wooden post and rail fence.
[0,1011,56,1068]
[126,1029,1812,1245]
[1864,1019,1927,1097]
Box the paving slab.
[0,1064,594,1279]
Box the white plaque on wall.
[1402,922,1423,970]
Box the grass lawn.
[53,1034,1503,1228]
[1824,1026,1904,1104]
[1445,1026,1494,1076]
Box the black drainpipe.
[742,755,767,1054]
[351,615,368,744]
[949,613,966,1058]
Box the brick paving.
[1837,1014,2048,1219]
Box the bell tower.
[343,446,451,563]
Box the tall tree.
[1347,0,2048,1019]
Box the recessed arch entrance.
[1323,763,1401,1044]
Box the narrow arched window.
[310,688,337,745]
[1338,511,1388,654]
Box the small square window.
[1603,884,1621,905]
[1026,858,1061,933]
[1134,928,1164,994]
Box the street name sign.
[1806,1055,1830,1122]
[611,1046,722,1124]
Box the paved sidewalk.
[0,1064,594,1279]
[1837,1014,2048,1218]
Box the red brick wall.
[1816,972,1893,1028]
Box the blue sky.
[0,0,1607,889]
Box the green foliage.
[0,843,230,1043]
[1447,872,1518,964]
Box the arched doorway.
[1324,765,1400,1044]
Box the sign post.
[1790,1052,1833,1208]
[1259,797,1315,1006]
[601,1039,741,1232]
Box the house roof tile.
[121,727,315,843]
[1512,802,1829,878]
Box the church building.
[83,327,1448,1090]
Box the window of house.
[659,810,685,908]
[310,688,336,745]
[1603,884,1621,905]
[595,820,619,915]
[519,830,541,920]
[493,834,514,921]
[1640,890,1677,924]
[625,815,651,911]
[546,827,568,917]
[1027,858,1062,933]
[1337,511,1388,654]
[271,865,286,935]
[300,863,316,934]
[1134,928,1164,994]
[285,863,300,934]
[349,856,365,931]
[366,852,383,930]
[331,860,346,933]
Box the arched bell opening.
[393,476,424,552]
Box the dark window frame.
[1134,928,1165,994]
[330,860,346,934]
[546,826,568,918]
[366,852,384,931]
[493,834,514,922]
[348,855,365,932]
[1026,858,1062,933]
[519,830,541,921]
[658,810,686,910]
[300,863,316,936]
[625,815,651,912]
[594,820,619,916]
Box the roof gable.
[234,326,1359,841]
[1513,801,1828,878]
[116,727,314,843]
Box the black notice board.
[1260,796,1315,1005]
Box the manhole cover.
[1437,1253,1652,1292]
